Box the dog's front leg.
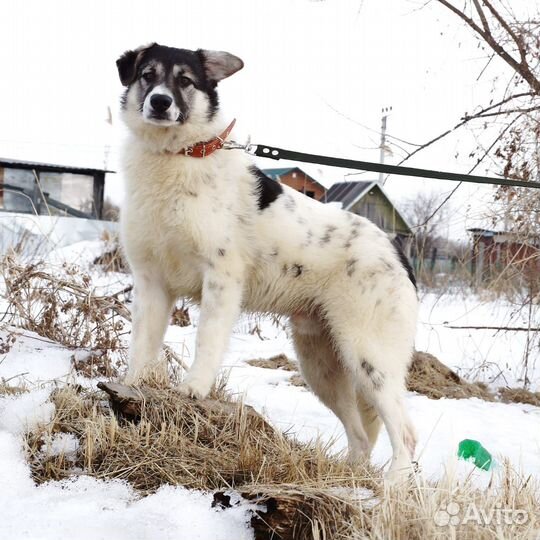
[178,267,243,399]
[124,269,174,385]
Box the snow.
[0,464,255,540]
[0,213,117,260]
[0,388,56,435]
[0,330,73,385]
[41,432,79,461]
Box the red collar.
[177,119,236,158]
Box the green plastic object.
[458,439,493,471]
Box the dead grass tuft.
[247,354,297,372]
[407,351,494,401]
[171,303,191,327]
[93,246,128,273]
[499,387,540,407]
[26,385,376,493]
[0,381,28,395]
[71,351,119,379]
[2,255,129,353]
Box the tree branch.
[435,0,540,94]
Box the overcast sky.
[1,0,531,238]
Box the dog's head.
[116,43,243,130]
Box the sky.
[0,0,532,238]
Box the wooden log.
[96,381,273,430]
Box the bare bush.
[1,255,129,353]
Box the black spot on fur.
[391,238,417,289]
[283,195,296,212]
[270,247,279,257]
[207,280,222,292]
[361,359,374,376]
[346,258,357,277]
[249,166,283,210]
[292,264,303,277]
[361,359,384,390]
[217,248,226,257]
[303,230,314,247]
[319,225,336,246]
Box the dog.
[116,43,418,482]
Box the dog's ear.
[116,43,156,86]
[197,50,244,83]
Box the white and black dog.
[116,43,418,481]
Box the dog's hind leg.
[325,305,417,483]
[291,320,370,463]
[337,339,416,482]
[356,393,382,453]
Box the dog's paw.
[384,461,418,486]
[177,378,211,399]
[123,372,142,386]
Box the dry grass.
[407,351,495,401]
[247,354,298,372]
[171,303,191,327]
[70,351,119,379]
[499,387,540,407]
[93,245,128,273]
[0,381,28,395]
[23,383,540,539]
[26,385,376,493]
[2,255,129,353]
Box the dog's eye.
[141,71,155,83]
[179,76,193,87]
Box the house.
[0,158,111,219]
[263,167,327,201]
[468,228,540,283]
[326,180,413,249]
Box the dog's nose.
[150,94,173,113]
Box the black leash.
[224,141,540,190]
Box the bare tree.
[404,191,449,282]
[423,1,540,227]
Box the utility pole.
[379,106,392,185]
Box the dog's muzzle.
[150,94,173,114]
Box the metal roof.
[0,157,114,175]
[262,168,297,180]
[326,181,373,208]
[326,180,412,233]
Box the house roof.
[263,168,296,180]
[0,157,114,176]
[262,167,326,191]
[327,180,412,233]
[326,181,373,208]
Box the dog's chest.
[122,154,238,276]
